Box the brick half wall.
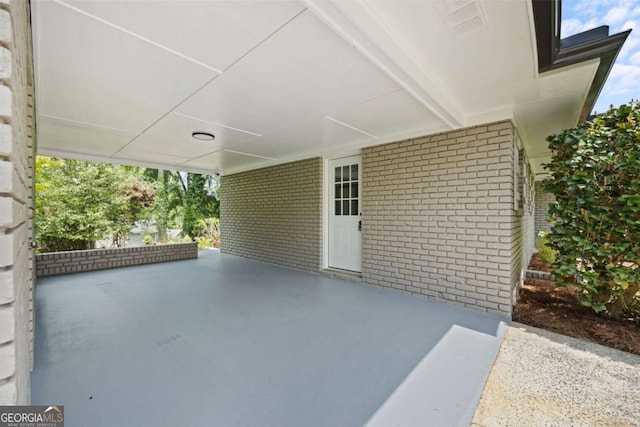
[35,243,198,277]
[220,157,323,272]
[361,121,518,317]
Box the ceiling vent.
[435,0,485,35]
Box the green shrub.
[543,101,640,316]
[142,231,156,246]
[536,231,557,265]
[195,237,209,251]
[192,218,220,250]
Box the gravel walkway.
[472,322,640,427]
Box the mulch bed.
[527,253,553,273]
[513,257,640,356]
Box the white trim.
[322,158,330,270]
[325,116,378,138]
[39,114,139,135]
[174,112,263,137]
[222,149,276,161]
[327,154,362,272]
[525,0,540,78]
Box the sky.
[562,0,640,114]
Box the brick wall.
[35,243,198,277]
[534,181,555,238]
[220,158,323,272]
[361,120,522,317]
[510,154,536,308]
[0,0,35,404]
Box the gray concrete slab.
[473,323,640,427]
[32,250,507,427]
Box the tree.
[145,168,191,242]
[543,101,640,316]
[143,169,219,241]
[35,157,155,252]
[110,178,155,247]
[155,170,170,243]
[182,173,219,239]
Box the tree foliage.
[35,157,155,252]
[36,156,220,251]
[111,179,156,246]
[144,169,187,243]
[543,102,640,316]
[143,170,219,241]
[182,173,219,239]
[155,170,171,243]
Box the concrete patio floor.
[32,250,507,427]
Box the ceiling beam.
[302,0,464,129]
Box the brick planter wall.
[526,270,555,281]
[35,243,198,277]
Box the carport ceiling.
[33,0,598,175]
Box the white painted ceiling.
[33,0,600,175]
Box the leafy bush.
[536,231,557,266]
[142,231,156,246]
[194,218,220,250]
[543,102,640,316]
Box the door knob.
[358,220,362,231]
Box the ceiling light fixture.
[192,131,215,141]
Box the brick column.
[0,0,36,404]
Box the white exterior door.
[329,156,362,272]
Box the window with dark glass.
[334,164,359,216]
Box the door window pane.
[333,161,360,218]
[342,166,350,181]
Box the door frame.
[322,158,330,269]
[323,154,362,272]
